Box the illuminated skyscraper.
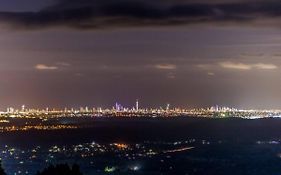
[136,99,139,111]
[115,102,123,111]
[166,103,170,111]
[21,105,25,112]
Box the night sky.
[1,0,281,109]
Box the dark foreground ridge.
[36,164,83,175]
[0,163,83,175]
[0,162,5,175]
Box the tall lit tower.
[166,103,170,111]
[136,99,139,111]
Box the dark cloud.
[0,0,281,29]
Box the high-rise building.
[21,105,25,112]
[115,102,123,111]
[136,99,139,111]
[166,103,170,111]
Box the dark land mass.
[1,117,281,147]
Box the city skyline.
[1,0,281,109]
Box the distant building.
[136,99,139,111]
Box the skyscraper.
[21,105,25,112]
[136,99,139,111]
[166,103,170,111]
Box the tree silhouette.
[0,161,6,175]
[36,163,83,175]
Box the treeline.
[0,163,83,175]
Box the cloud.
[56,62,71,67]
[254,63,278,70]
[154,64,177,70]
[167,72,176,79]
[1,0,281,29]
[35,64,58,70]
[219,62,252,70]
[219,62,278,70]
